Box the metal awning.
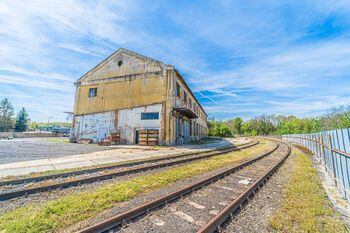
[173,107,198,119]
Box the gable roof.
[76,48,173,83]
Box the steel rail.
[0,140,259,201]
[197,140,291,233]
[0,140,258,187]
[75,141,280,233]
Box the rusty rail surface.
[75,141,280,233]
[0,140,259,201]
[0,140,257,187]
[197,140,290,233]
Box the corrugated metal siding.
[283,128,350,203]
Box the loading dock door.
[135,130,139,144]
[184,120,190,144]
[176,118,179,145]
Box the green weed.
[269,148,347,232]
[0,140,271,232]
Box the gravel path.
[61,141,281,232]
[108,142,288,233]
[61,141,275,233]
[221,145,296,232]
[0,137,111,164]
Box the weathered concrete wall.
[71,111,116,143]
[118,103,162,144]
[0,132,62,138]
[71,103,162,144]
[0,132,15,138]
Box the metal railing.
[283,128,350,202]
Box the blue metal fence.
[283,128,350,203]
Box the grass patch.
[143,148,159,151]
[269,147,347,232]
[46,139,69,143]
[0,140,271,232]
[152,145,168,148]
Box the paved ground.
[0,137,250,178]
[0,137,113,164]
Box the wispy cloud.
[1,0,350,121]
[195,90,218,104]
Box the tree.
[232,117,243,135]
[210,121,233,137]
[30,122,38,129]
[15,107,28,132]
[219,123,232,136]
[0,98,14,132]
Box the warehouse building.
[70,48,207,145]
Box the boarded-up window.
[89,88,97,98]
[184,91,187,103]
[141,112,159,120]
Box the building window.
[89,88,97,98]
[184,91,187,103]
[118,60,123,66]
[189,98,192,108]
[176,82,180,97]
[141,112,159,120]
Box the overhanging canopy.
[174,107,198,119]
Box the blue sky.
[1,0,350,122]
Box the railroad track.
[75,140,289,233]
[0,139,259,201]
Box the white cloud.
[1,0,350,122]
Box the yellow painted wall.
[75,74,167,115]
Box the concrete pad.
[0,137,250,178]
